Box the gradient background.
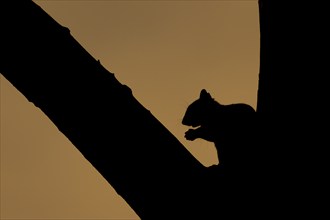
[0,0,259,219]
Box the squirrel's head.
[182,89,215,127]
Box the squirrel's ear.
[200,89,212,100]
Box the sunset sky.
[1,0,259,219]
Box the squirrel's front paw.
[185,129,197,141]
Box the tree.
[1,0,320,218]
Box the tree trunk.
[256,1,323,218]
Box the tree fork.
[1,0,291,218]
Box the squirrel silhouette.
[182,89,256,167]
[182,89,260,217]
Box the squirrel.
[182,89,256,167]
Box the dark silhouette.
[0,0,323,219]
[182,89,255,167]
[181,89,260,218]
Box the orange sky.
[0,1,259,219]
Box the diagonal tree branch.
[0,0,217,218]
